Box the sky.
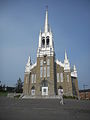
[0,0,90,89]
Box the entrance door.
[42,87,48,96]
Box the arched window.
[41,79,48,87]
[46,36,49,47]
[60,73,63,82]
[31,85,35,90]
[67,75,69,82]
[57,73,59,82]
[42,37,45,48]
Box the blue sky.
[0,0,90,89]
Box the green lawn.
[0,92,8,96]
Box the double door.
[42,87,48,96]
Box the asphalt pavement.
[0,97,90,120]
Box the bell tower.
[36,9,55,96]
[37,9,54,57]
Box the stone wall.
[23,57,79,97]
[56,63,73,96]
[71,77,79,97]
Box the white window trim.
[47,59,50,65]
[44,66,46,77]
[42,87,48,96]
[32,74,34,83]
[40,59,43,66]
[34,74,36,83]
[57,73,59,82]
[60,73,63,82]
[67,75,69,82]
[31,89,35,95]
[40,67,43,78]
[32,74,36,83]
[26,77,28,84]
[47,66,50,77]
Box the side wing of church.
[23,10,79,98]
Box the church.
[23,9,79,98]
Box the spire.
[50,27,52,33]
[25,56,32,73]
[28,56,30,64]
[37,7,55,57]
[64,50,70,72]
[65,50,68,60]
[39,29,42,48]
[39,29,42,37]
[73,65,77,72]
[44,7,49,33]
[71,65,77,77]
[40,29,42,34]
[27,56,31,65]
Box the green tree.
[15,78,23,93]
[0,81,3,92]
[2,84,6,91]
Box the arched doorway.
[31,86,35,96]
[41,79,48,96]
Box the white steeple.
[37,8,54,57]
[64,50,70,72]
[65,50,68,61]
[71,65,77,77]
[25,56,32,73]
[38,29,42,48]
[44,9,49,33]
[74,65,77,72]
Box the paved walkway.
[0,97,90,120]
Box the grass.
[0,91,8,96]
[63,95,78,99]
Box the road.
[0,97,90,120]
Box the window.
[40,67,43,78]
[46,36,49,47]
[57,73,59,82]
[43,89,46,92]
[47,66,50,77]
[42,79,48,87]
[32,74,36,83]
[44,55,46,63]
[31,89,35,95]
[60,73,63,82]
[44,66,46,77]
[47,59,50,65]
[31,86,35,95]
[40,60,43,66]
[34,74,36,83]
[32,74,34,83]
[67,75,69,82]
[42,37,45,48]
[42,87,48,96]
[26,77,28,84]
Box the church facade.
[23,10,79,98]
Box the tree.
[0,81,2,91]
[15,78,23,93]
[2,84,6,91]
